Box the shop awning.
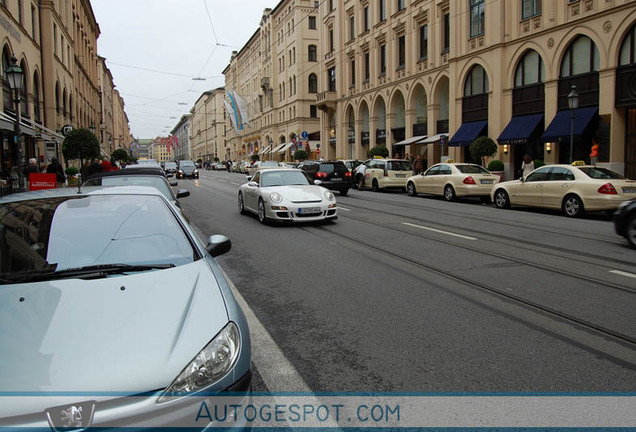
[449,120,488,147]
[270,143,286,153]
[541,107,598,143]
[497,113,544,145]
[420,133,449,144]
[278,142,293,153]
[393,135,427,146]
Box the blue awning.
[448,120,488,147]
[497,113,544,145]
[541,107,598,143]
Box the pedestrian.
[590,138,599,166]
[520,154,535,179]
[413,155,424,174]
[88,158,102,175]
[46,157,66,186]
[23,157,40,178]
[100,159,119,172]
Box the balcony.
[316,91,337,112]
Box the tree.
[469,136,498,166]
[368,145,389,158]
[250,154,260,162]
[111,148,128,166]
[62,128,101,169]
[293,149,308,161]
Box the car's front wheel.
[444,184,456,201]
[406,182,417,197]
[238,192,246,215]
[494,189,510,209]
[562,194,584,217]
[258,198,268,224]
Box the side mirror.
[170,181,178,187]
[519,176,525,183]
[314,179,322,185]
[176,189,190,198]
[246,175,253,182]
[248,181,259,187]
[206,234,231,257]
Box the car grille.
[294,211,325,218]
[290,200,321,204]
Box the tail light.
[463,176,476,185]
[384,169,388,177]
[344,171,351,178]
[316,172,328,179]
[598,183,617,194]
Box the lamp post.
[268,138,273,161]
[6,55,25,191]
[89,122,96,135]
[567,85,579,164]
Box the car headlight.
[324,190,335,201]
[194,169,199,174]
[157,322,240,403]
[270,192,283,203]
[178,170,184,174]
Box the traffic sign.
[61,125,74,136]
[301,131,308,140]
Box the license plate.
[395,174,406,178]
[480,179,494,184]
[299,207,321,214]
[623,187,636,194]
[331,177,341,181]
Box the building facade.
[171,114,191,161]
[316,0,636,179]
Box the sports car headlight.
[157,322,240,403]
[324,190,335,201]
[270,192,283,203]
[194,169,199,174]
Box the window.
[514,50,544,86]
[308,73,318,93]
[33,74,40,122]
[380,44,386,76]
[308,45,317,62]
[397,35,405,69]
[17,0,22,25]
[364,52,370,81]
[310,105,318,118]
[397,0,405,11]
[464,65,489,96]
[31,4,37,39]
[364,6,369,31]
[470,0,485,38]
[309,16,316,29]
[328,67,336,92]
[329,0,334,11]
[442,13,450,53]
[53,24,58,55]
[522,0,542,19]
[419,24,428,60]
[618,24,636,66]
[560,36,599,77]
[329,28,334,52]
[379,0,386,21]
[350,15,355,40]
[351,59,356,86]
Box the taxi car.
[0,186,251,430]
[356,158,413,192]
[406,162,499,202]
[238,168,337,224]
[491,163,636,217]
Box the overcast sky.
[92,0,280,139]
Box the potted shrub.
[368,145,389,158]
[65,166,79,186]
[293,149,308,161]
[487,159,505,182]
[469,136,498,166]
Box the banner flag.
[226,91,242,131]
[223,98,239,131]
[231,89,251,128]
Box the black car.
[613,199,636,248]
[177,160,199,179]
[297,160,352,196]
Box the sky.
[92,0,281,140]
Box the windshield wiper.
[4,263,175,283]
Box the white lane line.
[216,179,226,183]
[231,182,243,186]
[402,222,478,241]
[337,206,351,211]
[609,270,636,279]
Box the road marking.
[216,179,226,183]
[609,270,636,279]
[231,182,243,186]
[337,206,351,211]
[402,222,478,240]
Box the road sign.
[301,131,308,140]
[316,143,321,148]
[61,125,74,136]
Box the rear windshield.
[387,161,412,171]
[578,167,625,180]
[457,165,490,174]
[319,163,347,174]
[261,161,279,168]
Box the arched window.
[308,45,317,62]
[68,93,73,120]
[560,35,599,77]
[2,48,12,111]
[19,60,28,117]
[62,88,67,117]
[33,73,41,122]
[464,65,489,96]
[55,82,60,114]
[619,24,636,66]
[308,73,317,93]
[515,50,544,87]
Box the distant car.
[278,162,296,168]
[0,186,251,430]
[297,160,352,196]
[238,168,338,224]
[213,162,227,170]
[164,161,178,174]
[492,164,636,217]
[356,158,413,192]
[406,162,500,202]
[124,164,168,177]
[247,160,279,176]
[177,160,199,179]
[613,199,636,248]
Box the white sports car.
[238,168,338,224]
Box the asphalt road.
[177,169,636,393]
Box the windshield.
[82,176,175,201]
[578,167,625,180]
[165,162,177,169]
[457,165,491,174]
[387,161,413,171]
[260,170,310,187]
[180,161,195,167]
[0,194,195,283]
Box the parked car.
[247,160,279,176]
[163,161,178,175]
[406,162,500,202]
[342,159,363,179]
[613,199,636,248]
[356,158,413,192]
[491,163,636,217]
[297,160,352,196]
[177,160,199,179]
[0,186,251,430]
[238,168,338,224]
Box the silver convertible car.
[0,186,251,430]
[238,168,338,224]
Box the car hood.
[267,185,328,201]
[180,166,196,173]
[0,260,229,414]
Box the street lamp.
[6,55,25,191]
[567,85,579,163]
[89,122,96,135]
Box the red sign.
[29,173,57,190]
